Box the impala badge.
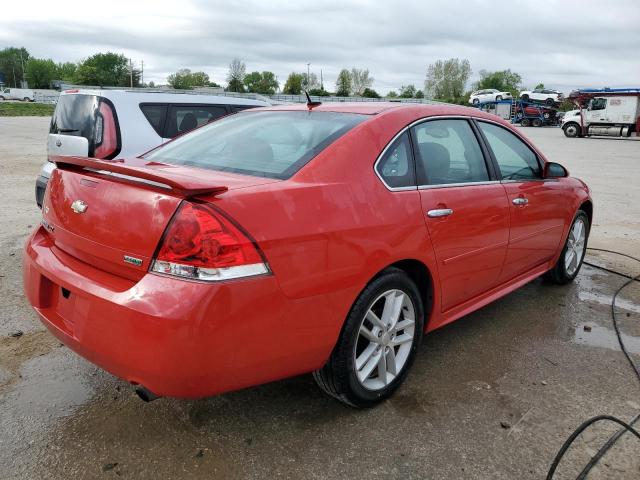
[56,139,62,147]
[123,255,143,267]
[70,200,88,214]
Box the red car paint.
[23,103,591,398]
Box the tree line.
[1,46,541,103]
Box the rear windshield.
[144,111,367,179]
[50,94,99,151]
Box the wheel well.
[579,200,593,225]
[382,259,434,322]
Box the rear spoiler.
[52,156,228,197]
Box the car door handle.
[512,197,528,206]
[427,208,453,218]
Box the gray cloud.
[1,0,639,94]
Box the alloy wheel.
[354,289,416,391]
[565,218,586,275]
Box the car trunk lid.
[42,156,278,281]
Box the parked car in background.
[519,88,563,105]
[0,87,35,101]
[35,89,270,207]
[469,89,512,105]
[24,102,592,407]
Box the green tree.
[387,91,399,98]
[308,87,330,96]
[399,84,417,98]
[415,90,424,99]
[335,69,352,97]
[424,58,471,103]
[244,71,279,95]
[226,57,246,92]
[0,47,30,87]
[56,62,77,82]
[190,71,210,87]
[25,58,57,88]
[362,87,381,98]
[474,69,522,97]
[535,83,545,90]
[75,52,140,87]
[148,81,156,88]
[167,69,194,89]
[283,72,304,94]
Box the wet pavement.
[1,118,639,479]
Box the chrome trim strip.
[418,180,500,190]
[373,115,475,192]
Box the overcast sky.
[1,0,639,94]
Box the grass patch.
[0,102,55,117]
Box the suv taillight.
[151,202,269,282]
[94,101,118,158]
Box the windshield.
[145,111,367,179]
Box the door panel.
[499,181,567,281]
[419,185,510,311]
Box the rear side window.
[140,104,166,137]
[412,119,489,186]
[50,94,99,148]
[145,111,366,179]
[376,132,415,188]
[478,122,541,180]
[165,105,228,138]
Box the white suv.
[36,89,270,207]
[468,89,512,105]
[519,88,564,105]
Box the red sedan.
[23,103,591,407]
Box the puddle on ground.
[578,291,640,314]
[574,323,640,354]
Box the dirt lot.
[1,117,639,479]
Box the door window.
[411,119,489,186]
[589,98,607,111]
[165,105,229,138]
[478,122,541,180]
[376,132,415,188]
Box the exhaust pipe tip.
[135,386,160,402]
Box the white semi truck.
[562,88,640,138]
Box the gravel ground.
[0,117,639,479]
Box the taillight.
[151,202,269,282]
[94,101,118,158]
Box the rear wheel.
[563,122,580,138]
[23,97,30,102]
[496,95,502,101]
[545,211,589,284]
[521,94,529,101]
[532,118,543,127]
[521,118,531,127]
[545,98,554,106]
[472,98,479,105]
[313,268,424,407]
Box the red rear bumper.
[23,227,339,398]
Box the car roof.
[60,89,270,106]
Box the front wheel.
[532,118,543,127]
[563,122,580,138]
[521,118,531,127]
[496,95,502,101]
[521,94,530,101]
[472,98,479,105]
[545,211,589,284]
[545,98,555,105]
[313,268,424,407]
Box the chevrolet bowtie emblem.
[70,200,88,214]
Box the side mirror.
[544,162,568,178]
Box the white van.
[36,89,270,207]
[0,87,35,101]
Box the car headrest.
[419,142,450,181]
[179,113,198,133]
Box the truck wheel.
[0,96,5,101]
[23,97,30,102]
[521,118,531,127]
[545,98,554,106]
[532,119,543,127]
[563,123,580,138]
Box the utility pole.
[19,50,25,87]
[307,63,310,89]
[129,58,133,88]
[320,69,323,90]
[141,60,144,87]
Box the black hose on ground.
[545,248,640,479]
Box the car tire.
[521,118,531,127]
[472,98,479,105]
[0,96,5,101]
[545,98,554,106]
[563,122,580,138]
[313,268,424,408]
[532,118,543,127]
[521,94,529,101]
[544,210,590,285]
[496,95,502,101]
[23,97,30,102]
